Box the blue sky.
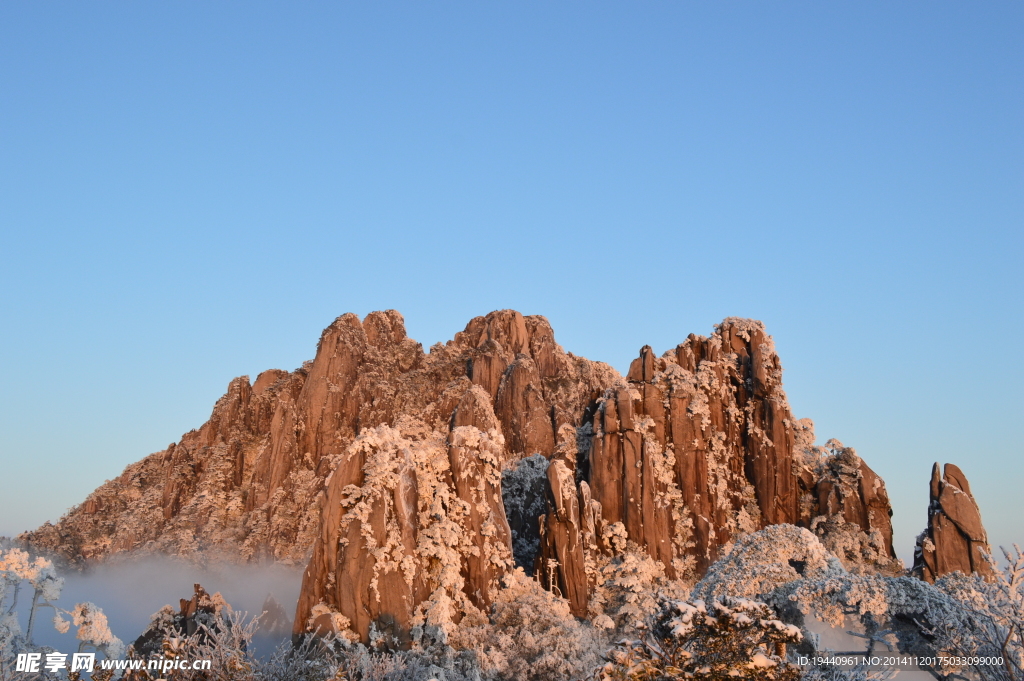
[1,2,1021,564]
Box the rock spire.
[913,463,993,582]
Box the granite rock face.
[21,311,896,642]
[913,463,993,582]
[794,435,900,575]
[536,322,899,616]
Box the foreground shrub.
[456,568,606,681]
[596,597,801,681]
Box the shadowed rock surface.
[20,310,896,641]
[912,463,993,582]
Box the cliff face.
[535,323,899,618]
[287,315,896,638]
[21,310,896,642]
[913,463,993,582]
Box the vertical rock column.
[539,458,589,616]
[913,463,993,582]
[448,386,516,610]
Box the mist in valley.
[13,555,303,657]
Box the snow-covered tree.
[691,524,1024,681]
[456,568,606,681]
[588,545,688,634]
[1,547,122,681]
[596,596,802,681]
[501,454,549,573]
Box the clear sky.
[1,2,1021,565]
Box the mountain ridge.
[19,309,900,642]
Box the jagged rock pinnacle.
[913,462,993,582]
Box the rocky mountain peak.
[19,310,902,643]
